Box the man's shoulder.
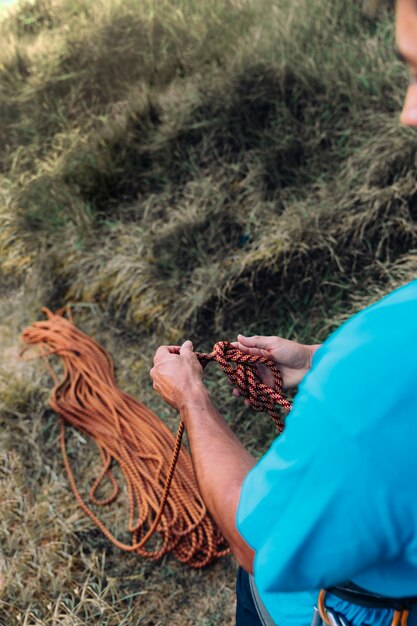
[314,279,417,367]
[297,279,417,439]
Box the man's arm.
[150,341,256,571]
[180,386,256,571]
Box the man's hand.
[232,335,321,403]
[150,340,205,412]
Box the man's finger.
[154,345,180,363]
[232,340,264,357]
[237,334,274,350]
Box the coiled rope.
[198,341,292,432]
[21,308,291,568]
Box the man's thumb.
[180,340,194,355]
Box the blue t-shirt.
[237,280,417,626]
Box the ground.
[0,285,239,626]
[1,0,417,623]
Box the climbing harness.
[21,307,291,568]
[315,587,417,626]
[326,582,417,612]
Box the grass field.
[1,0,417,624]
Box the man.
[150,1,417,624]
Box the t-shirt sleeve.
[236,282,417,593]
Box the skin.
[396,0,417,125]
[151,1,417,575]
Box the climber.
[150,1,417,624]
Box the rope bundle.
[197,341,292,432]
[21,308,291,568]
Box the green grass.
[1,0,417,623]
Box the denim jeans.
[236,567,274,626]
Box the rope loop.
[197,341,292,432]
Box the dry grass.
[1,0,417,623]
[2,0,415,341]
[0,287,238,625]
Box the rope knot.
[196,341,292,432]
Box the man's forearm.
[180,386,256,572]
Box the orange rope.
[197,341,292,432]
[21,308,291,567]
